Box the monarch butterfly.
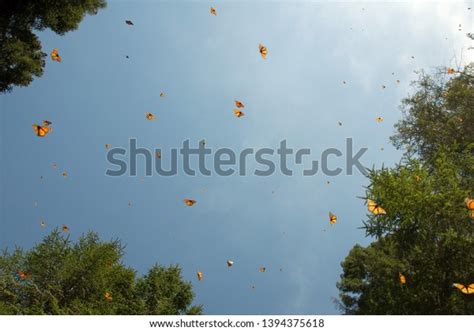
[235,100,245,108]
[376,117,384,123]
[447,68,456,74]
[156,151,161,159]
[233,109,244,118]
[62,172,68,178]
[329,212,337,225]
[104,292,113,301]
[62,224,70,232]
[210,7,217,16]
[160,92,165,97]
[399,272,406,285]
[227,260,234,267]
[17,271,28,281]
[259,267,266,273]
[184,199,196,206]
[197,271,203,281]
[50,49,61,62]
[259,43,267,59]
[453,283,474,294]
[32,124,52,137]
[367,199,386,215]
[125,20,134,26]
[145,112,155,120]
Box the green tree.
[0,230,202,315]
[0,0,106,93]
[337,65,474,314]
[391,64,474,165]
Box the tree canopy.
[0,230,202,315]
[337,64,474,314]
[0,0,106,93]
[391,64,474,166]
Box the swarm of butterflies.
[28,6,473,299]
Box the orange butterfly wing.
[51,49,61,62]
[235,100,245,108]
[399,272,406,284]
[18,271,28,281]
[33,124,50,137]
[184,199,196,206]
[259,44,267,59]
[367,199,386,215]
[453,283,474,294]
[233,109,244,117]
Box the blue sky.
[0,0,472,314]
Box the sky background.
[0,0,472,314]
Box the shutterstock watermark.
[105,138,368,177]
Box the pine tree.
[0,0,106,93]
[0,230,203,315]
[337,64,474,314]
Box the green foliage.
[0,0,106,93]
[391,64,474,164]
[0,230,202,315]
[137,265,203,315]
[338,65,474,314]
